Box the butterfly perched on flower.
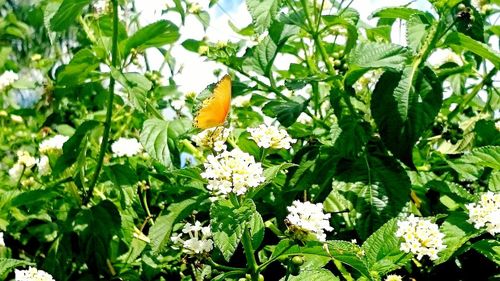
[193,75,231,129]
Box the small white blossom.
[171,220,213,256]
[0,70,18,91]
[111,137,143,157]
[14,267,55,281]
[0,232,4,247]
[286,200,333,242]
[192,127,231,152]
[93,0,108,13]
[247,124,296,149]
[396,215,446,261]
[201,148,265,196]
[39,135,69,154]
[466,192,500,235]
[11,114,23,123]
[37,155,51,176]
[428,48,463,68]
[232,95,252,107]
[385,274,403,281]
[16,150,37,168]
[9,163,25,182]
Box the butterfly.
[193,75,231,129]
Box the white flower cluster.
[396,215,446,261]
[385,274,403,281]
[37,155,51,176]
[0,70,18,91]
[466,192,500,235]
[247,124,296,149]
[192,127,231,152]
[428,48,463,68]
[201,148,265,196]
[111,137,143,157]
[15,267,55,281]
[39,135,69,154]
[286,200,333,242]
[0,232,4,246]
[9,151,37,182]
[171,221,213,256]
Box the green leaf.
[435,212,482,265]
[334,153,411,239]
[43,1,59,44]
[262,163,297,185]
[56,49,100,86]
[140,118,191,168]
[249,211,265,249]
[472,240,500,265]
[321,11,359,52]
[456,146,500,170]
[406,14,432,52]
[444,32,500,68]
[372,66,442,168]
[210,199,256,261]
[281,269,340,281]
[0,258,34,277]
[148,196,207,253]
[53,120,100,175]
[370,7,425,21]
[262,97,307,127]
[124,20,180,57]
[103,163,138,187]
[50,0,91,32]
[345,42,410,85]
[111,69,152,112]
[362,218,411,275]
[246,0,280,33]
[244,37,277,76]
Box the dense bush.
[0,0,499,280]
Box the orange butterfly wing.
[194,75,231,129]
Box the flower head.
[111,137,143,157]
[466,192,500,235]
[396,215,446,261]
[0,70,18,91]
[385,274,403,281]
[14,267,55,281]
[39,135,69,154]
[192,127,231,152]
[247,124,296,149]
[286,200,333,242]
[201,148,265,196]
[37,155,51,176]
[171,220,213,256]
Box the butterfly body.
[193,75,231,129]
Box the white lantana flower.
[171,220,213,256]
[9,163,25,182]
[247,124,296,149]
[0,232,4,247]
[385,274,403,281]
[37,155,51,176]
[286,200,333,242]
[396,215,446,261]
[16,150,37,168]
[466,192,500,235]
[111,137,143,157]
[428,48,463,68]
[0,70,19,91]
[14,267,55,281]
[39,135,69,154]
[201,148,265,196]
[191,127,231,152]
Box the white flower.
[232,95,252,107]
[171,220,213,256]
[37,155,51,176]
[201,148,265,196]
[247,124,296,149]
[466,192,500,235]
[11,114,23,123]
[93,0,108,13]
[14,267,55,281]
[16,151,36,168]
[286,200,333,242]
[0,70,18,91]
[0,232,4,247]
[9,163,25,182]
[396,215,446,261]
[111,137,143,157]
[39,135,69,154]
[428,48,463,67]
[385,274,403,281]
[192,127,231,152]
[171,98,185,111]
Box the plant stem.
[84,0,119,205]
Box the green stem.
[206,258,245,272]
[84,0,119,205]
[15,165,26,189]
[333,259,354,281]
